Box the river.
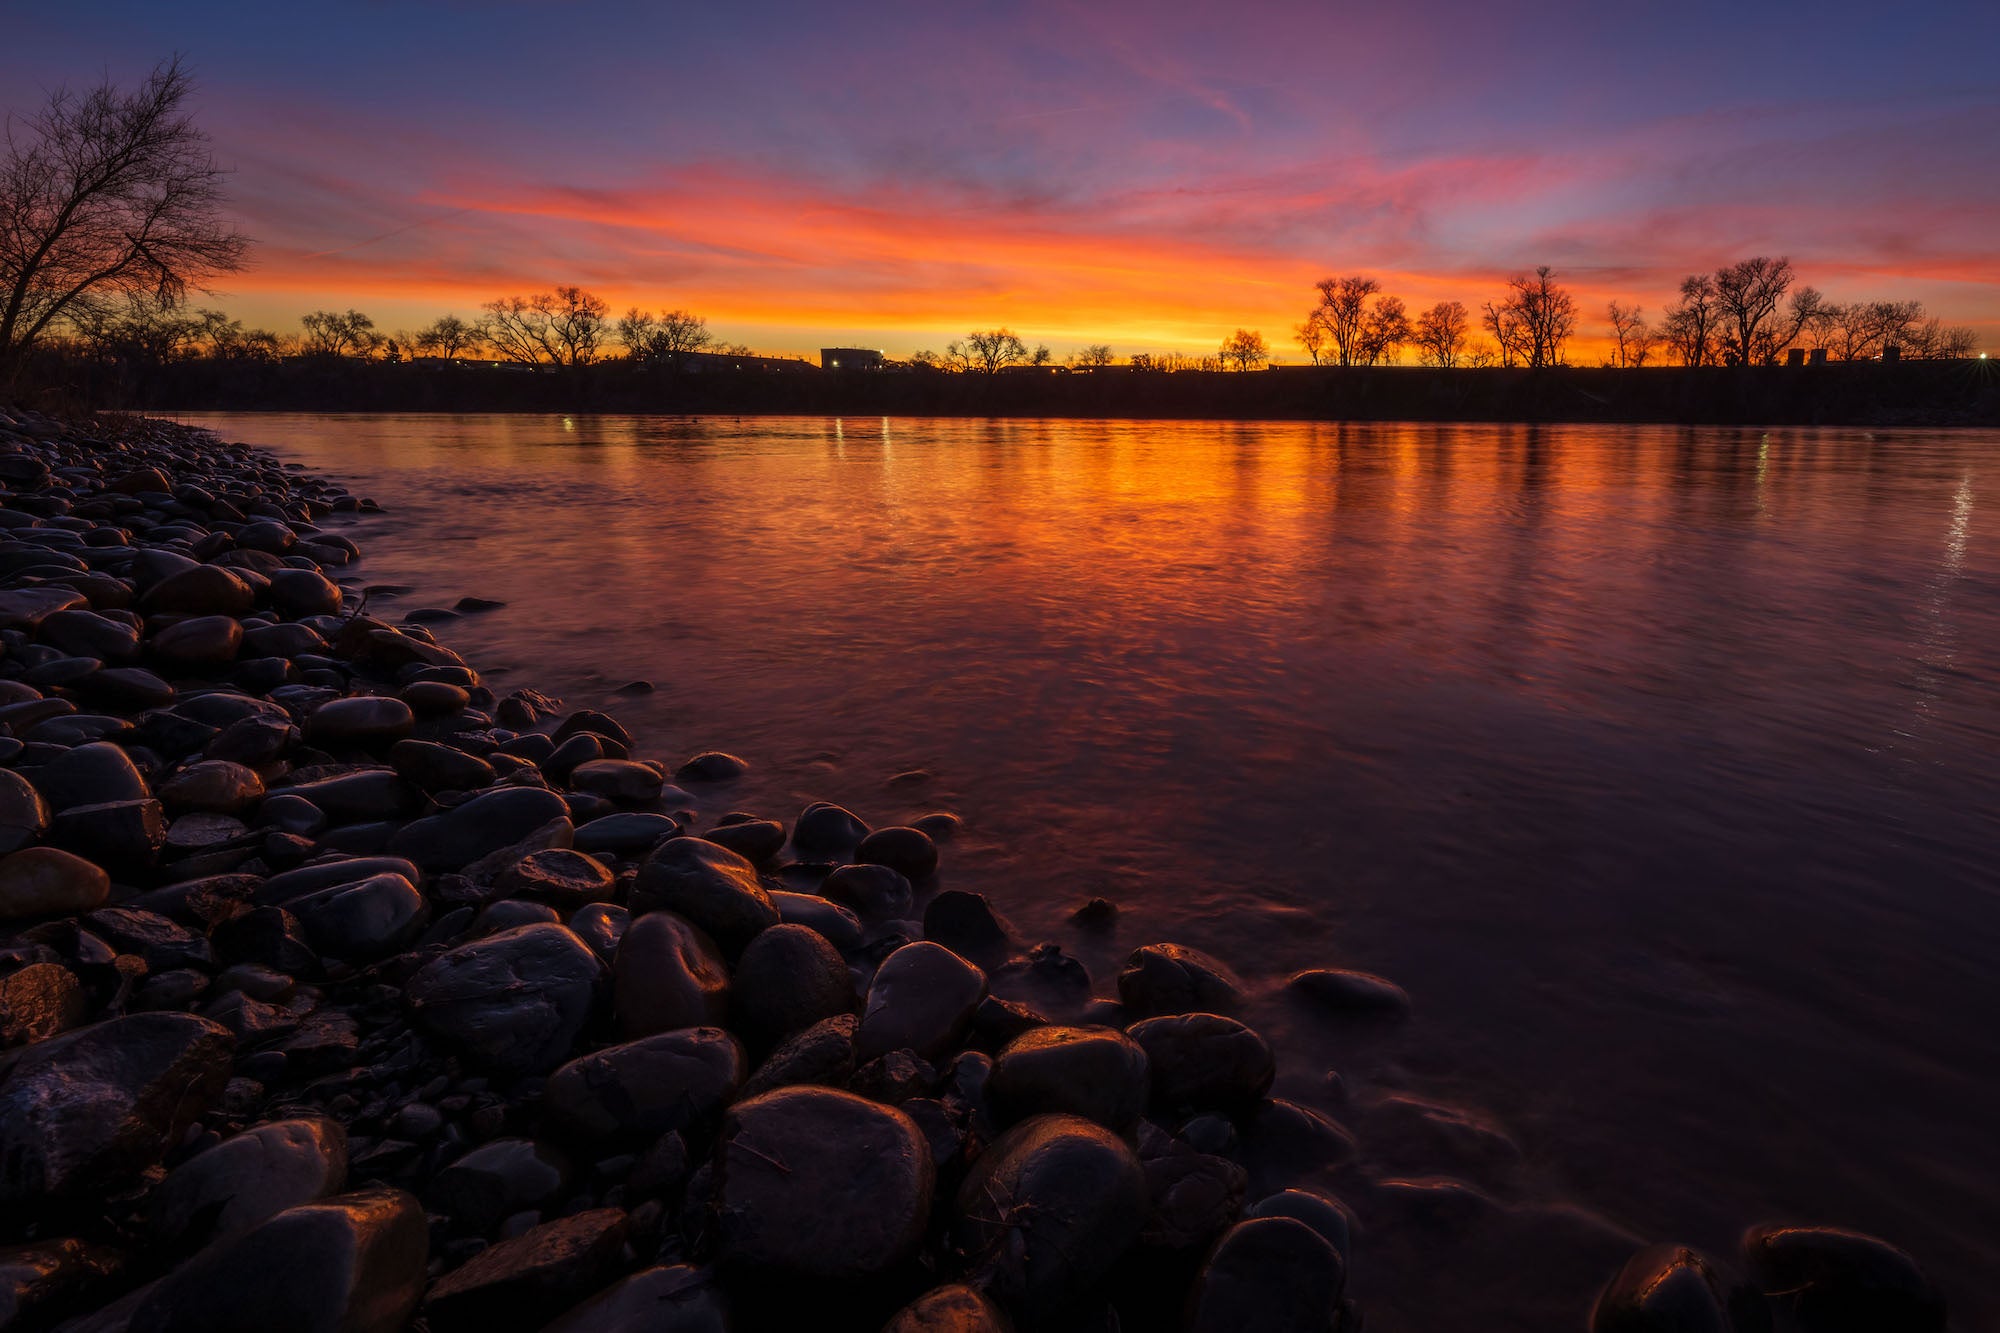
[184,412,2000,1328]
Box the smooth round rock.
[1127,1013,1275,1112]
[885,1284,1014,1332]
[632,837,778,955]
[287,873,429,961]
[266,567,342,617]
[405,924,603,1076]
[544,1028,746,1143]
[389,786,570,872]
[614,911,730,1037]
[0,847,110,920]
[28,741,147,811]
[421,1207,630,1333]
[715,1087,934,1280]
[569,758,664,804]
[856,825,938,880]
[730,922,853,1048]
[1740,1225,1944,1332]
[140,565,254,616]
[129,1186,427,1333]
[498,847,614,908]
[152,1118,349,1246]
[953,1114,1145,1319]
[568,902,629,963]
[573,812,679,858]
[1243,1188,1355,1265]
[790,801,868,860]
[988,1026,1150,1130]
[158,760,264,814]
[150,615,245,667]
[425,1137,572,1236]
[388,739,495,792]
[307,696,415,747]
[702,816,784,864]
[1187,1216,1345,1333]
[1287,968,1411,1016]
[856,941,987,1062]
[675,751,749,783]
[821,863,913,920]
[0,769,50,854]
[541,1264,729,1333]
[1118,943,1245,1018]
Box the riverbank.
[26,357,2000,428]
[0,407,1953,1331]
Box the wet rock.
[426,1138,572,1236]
[1186,1216,1345,1333]
[1239,1099,1357,1194]
[149,614,245,668]
[0,770,49,855]
[1127,1013,1275,1113]
[422,1207,630,1333]
[791,801,868,860]
[85,907,213,972]
[388,739,495,792]
[731,922,853,1047]
[211,906,320,974]
[631,838,779,955]
[675,751,749,783]
[568,758,664,804]
[139,565,254,617]
[715,1087,933,1280]
[0,962,86,1046]
[53,798,167,872]
[255,855,424,907]
[275,769,422,824]
[406,924,603,1076]
[1243,1188,1355,1265]
[541,1264,729,1333]
[857,825,938,880]
[0,1237,127,1330]
[497,847,614,908]
[1287,967,1411,1016]
[390,786,570,872]
[1142,1149,1246,1251]
[128,1186,427,1333]
[857,942,988,1062]
[703,815,785,865]
[287,872,429,961]
[0,847,110,920]
[307,696,414,747]
[769,890,865,952]
[544,1028,746,1143]
[158,760,264,814]
[741,1014,860,1098]
[568,901,628,964]
[0,1012,235,1200]
[922,890,1013,964]
[573,811,679,858]
[1593,1244,1763,1333]
[988,1026,1149,1130]
[152,1117,348,1247]
[27,741,147,811]
[1740,1224,1944,1332]
[614,911,730,1037]
[954,1114,1146,1319]
[1117,943,1245,1018]
[821,863,913,920]
[885,1284,1015,1332]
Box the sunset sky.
[6,0,1998,360]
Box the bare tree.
[1412,300,1469,367]
[0,57,248,385]
[1606,301,1650,368]
[964,329,1028,373]
[1488,267,1575,368]
[1073,343,1115,368]
[1309,275,1395,366]
[1481,297,1528,367]
[415,313,480,360]
[1357,296,1410,365]
[1713,256,1801,365]
[1219,328,1269,371]
[480,285,609,367]
[300,309,379,359]
[618,306,711,368]
[1294,319,1327,365]
[1662,274,1721,366]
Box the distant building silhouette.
[821,347,884,371]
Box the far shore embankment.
[34,358,2000,428]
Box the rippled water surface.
[191,413,2000,1327]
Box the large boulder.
[856,942,986,1062]
[612,911,730,1038]
[0,1013,235,1200]
[1127,1013,1275,1113]
[631,838,778,955]
[389,787,570,872]
[0,847,110,921]
[152,1118,349,1247]
[543,1028,746,1144]
[714,1087,933,1281]
[1740,1225,1945,1332]
[987,1026,1149,1131]
[1117,943,1244,1018]
[730,922,853,1048]
[1592,1244,1759,1333]
[129,1187,427,1333]
[1185,1216,1345,1333]
[405,924,602,1076]
[953,1114,1146,1320]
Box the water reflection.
[185,414,2000,1328]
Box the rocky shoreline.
[0,407,1952,1332]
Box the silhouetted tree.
[1309,275,1404,366]
[1710,257,1828,365]
[964,329,1028,373]
[1413,301,1469,367]
[1483,267,1575,368]
[0,57,247,385]
[618,306,710,368]
[300,309,379,359]
[1294,320,1327,365]
[481,286,608,367]
[1357,296,1410,366]
[1219,328,1269,371]
[1662,275,1720,366]
[1606,301,1655,368]
[415,313,481,360]
[1073,343,1115,368]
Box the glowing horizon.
[7,1,1998,363]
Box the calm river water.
[189,413,2000,1328]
